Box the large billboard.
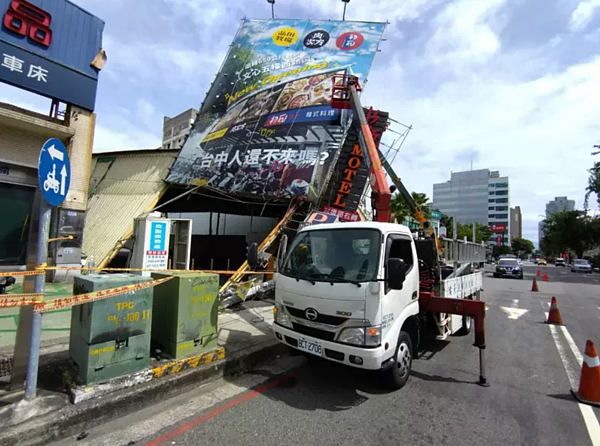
[167,18,386,201]
[0,0,104,110]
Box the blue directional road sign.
[38,138,71,206]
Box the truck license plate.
[297,338,323,356]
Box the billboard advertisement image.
[166,18,386,200]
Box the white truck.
[272,221,487,389]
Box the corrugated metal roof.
[83,151,175,266]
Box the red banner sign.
[489,223,507,233]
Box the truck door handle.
[412,292,418,300]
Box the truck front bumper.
[272,323,388,370]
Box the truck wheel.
[386,331,413,390]
[457,315,472,335]
[493,273,498,278]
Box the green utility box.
[151,272,219,359]
[69,274,154,384]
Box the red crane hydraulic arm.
[331,75,391,223]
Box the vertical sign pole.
[24,200,51,400]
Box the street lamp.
[342,0,350,21]
[267,0,275,19]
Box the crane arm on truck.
[331,75,489,387]
[331,75,392,223]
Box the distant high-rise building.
[162,108,198,150]
[510,206,522,240]
[545,196,575,217]
[539,196,576,249]
[432,169,510,245]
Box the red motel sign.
[3,0,52,47]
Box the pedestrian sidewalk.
[0,279,73,348]
[0,300,281,446]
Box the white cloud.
[136,99,155,121]
[569,0,600,32]
[93,125,161,154]
[426,0,507,66]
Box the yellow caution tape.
[0,297,44,308]
[37,266,274,275]
[0,270,45,277]
[32,276,174,313]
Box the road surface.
[53,273,600,446]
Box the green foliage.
[511,237,535,254]
[493,245,513,257]
[440,214,453,238]
[456,222,493,244]
[540,210,599,258]
[584,149,600,212]
[390,192,430,224]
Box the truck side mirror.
[247,242,258,269]
[387,258,406,290]
[276,235,288,272]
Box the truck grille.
[292,323,335,342]
[286,307,347,326]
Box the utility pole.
[267,0,275,19]
[342,0,350,21]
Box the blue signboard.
[0,40,97,110]
[38,138,70,206]
[0,0,104,110]
[149,222,167,251]
[264,105,340,128]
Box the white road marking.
[545,312,600,446]
[500,307,528,319]
[512,299,519,306]
[560,325,584,365]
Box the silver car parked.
[571,259,592,274]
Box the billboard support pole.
[24,200,51,400]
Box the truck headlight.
[338,326,381,347]
[273,305,293,329]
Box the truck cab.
[272,221,420,388]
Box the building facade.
[0,0,105,267]
[432,169,510,246]
[545,196,575,216]
[510,206,522,240]
[539,196,576,249]
[162,108,198,150]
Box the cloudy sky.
[2,0,599,244]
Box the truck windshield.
[281,228,381,283]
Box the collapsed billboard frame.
[167,18,386,203]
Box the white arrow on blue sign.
[38,138,71,206]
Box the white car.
[571,259,592,274]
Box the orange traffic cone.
[546,296,563,325]
[571,340,600,407]
[537,269,541,276]
[531,277,539,292]
[543,271,549,282]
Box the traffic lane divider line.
[151,347,226,379]
[545,312,600,446]
[142,373,294,446]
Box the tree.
[511,237,535,255]
[584,147,600,212]
[493,245,513,257]
[390,192,430,225]
[540,210,598,258]
[440,214,453,238]
[456,222,493,244]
